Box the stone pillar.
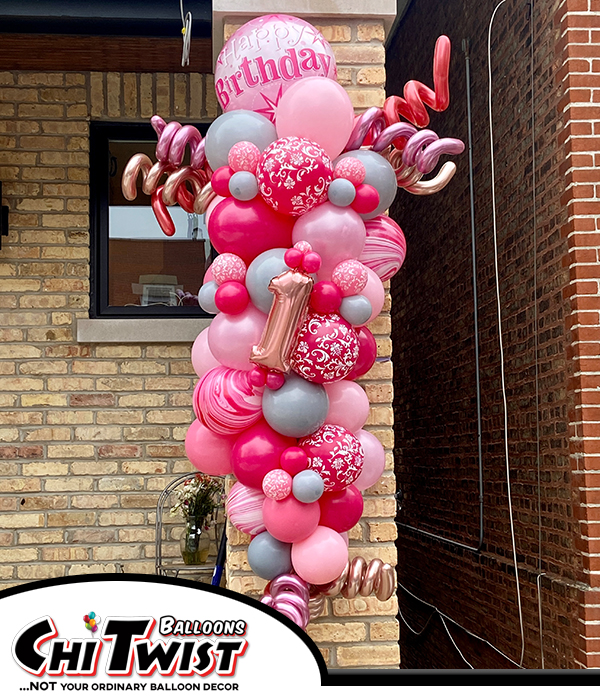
[214,0,400,669]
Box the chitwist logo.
[12,615,247,683]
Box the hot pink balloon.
[291,526,348,585]
[345,327,378,380]
[185,419,235,476]
[360,214,407,281]
[226,481,266,536]
[208,303,267,371]
[361,268,386,324]
[208,197,295,265]
[275,77,354,160]
[324,381,370,433]
[263,494,320,543]
[292,202,366,279]
[232,420,296,490]
[300,424,364,491]
[318,485,364,532]
[191,328,220,378]
[214,15,337,120]
[353,429,386,491]
[204,195,225,230]
[193,366,264,435]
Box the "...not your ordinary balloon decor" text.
[122,14,464,631]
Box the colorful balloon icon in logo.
[83,611,100,633]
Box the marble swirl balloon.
[226,481,266,536]
[359,214,407,282]
[193,366,264,436]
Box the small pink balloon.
[352,184,380,214]
[302,252,321,274]
[263,494,320,543]
[226,481,266,536]
[334,157,366,186]
[265,372,285,391]
[294,240,312,254]
[212,253,247,285]
[280,446,309,476]
[191,328,220,378]
[310,281,342,315]
[262,469,293,501]
[291,526,348,585]
[249,367,267,387]
[325,381,370,433]
[361,268,386,324]
[208,303,267,371]
[284,248,303,268]
[212,166,233,197]
[331,259,369,297]
[353,429,386,491]
[228,141,261,173]
[185,419,236,476]
[214,281,249,315]
[275,77,355,160]
[293,202,366,280]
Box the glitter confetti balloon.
[193,366,264,436]
[226,481,266,536]
[299,424,364,491]
[290,313,359,384]
[360,214,407,281]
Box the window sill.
[77,318,211,344]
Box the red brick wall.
[388,0,586,668]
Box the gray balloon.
[339,294,372,326]
[328,177,356,207]
[263,373,329,438]
[229,171,259,201]
[292,470,324,504]
[247,531,292,580]
[336,149,397,220]
[246,248,289,314]
[205,111,277,171]
[198,281,219,314]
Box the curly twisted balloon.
[261,574,311,630]
[152,116,206,170]
[313,557,396,602]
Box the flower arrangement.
[171,474,224,529]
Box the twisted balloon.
[311,556,396,607]
[261,574,311,630]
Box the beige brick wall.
[222,19,399,669]
[0,70,215,582]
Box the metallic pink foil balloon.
[214,15,336,120]
[208,303,267,371]
[300,424,364,491]
[360,214,407,281]
[185,419,236,475]
[292,202,366,280]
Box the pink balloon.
[232,420,296,490]
[345,327,378,380]
[275,77,354,160]
[209,197,295,265]
[360,214,407,282]
[212,253,247,285]
[191,329,220,378]
[291,526,348,585]
[263,494,320,543]
[204,195,225,230]
[300,424,364,491]
[292,202,366,279]
[208,303,267,371]
[226,481,266,536]
[353,429,386,491]
[185,419,235,476]
[214,15,337,120]
[361,268,385,324]
[318,485,363,532]
[324,381,370,433]
[203,264,214,285]
[193,366,264,435]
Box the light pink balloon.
[353,429,385,491]
[208,303,267,371]
[263,494,320,543]
[361,268,386,324]
[214,15,337,120]
[324,381,370,433]
[191,329,220,378]
[292,202,366,280]
[185,419,235,476]
[275,77,354,160]
[291,525,348,585]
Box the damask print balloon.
[299,424,364,491]
[256,137,333,216]
[290,312,359,384]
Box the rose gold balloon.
[250,269,313,373]
[405,161,457,195]
[121,153,153,200]
[313,556,395,602]
[308,593,326,620]
[162,166,208,207]
[195,182,217,215]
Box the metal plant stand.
[155,472,227,585]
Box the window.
[90,121,213,318]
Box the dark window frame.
[90,120,212,319]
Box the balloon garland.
[122,14,464,631]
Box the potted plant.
[171,474,223,565]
